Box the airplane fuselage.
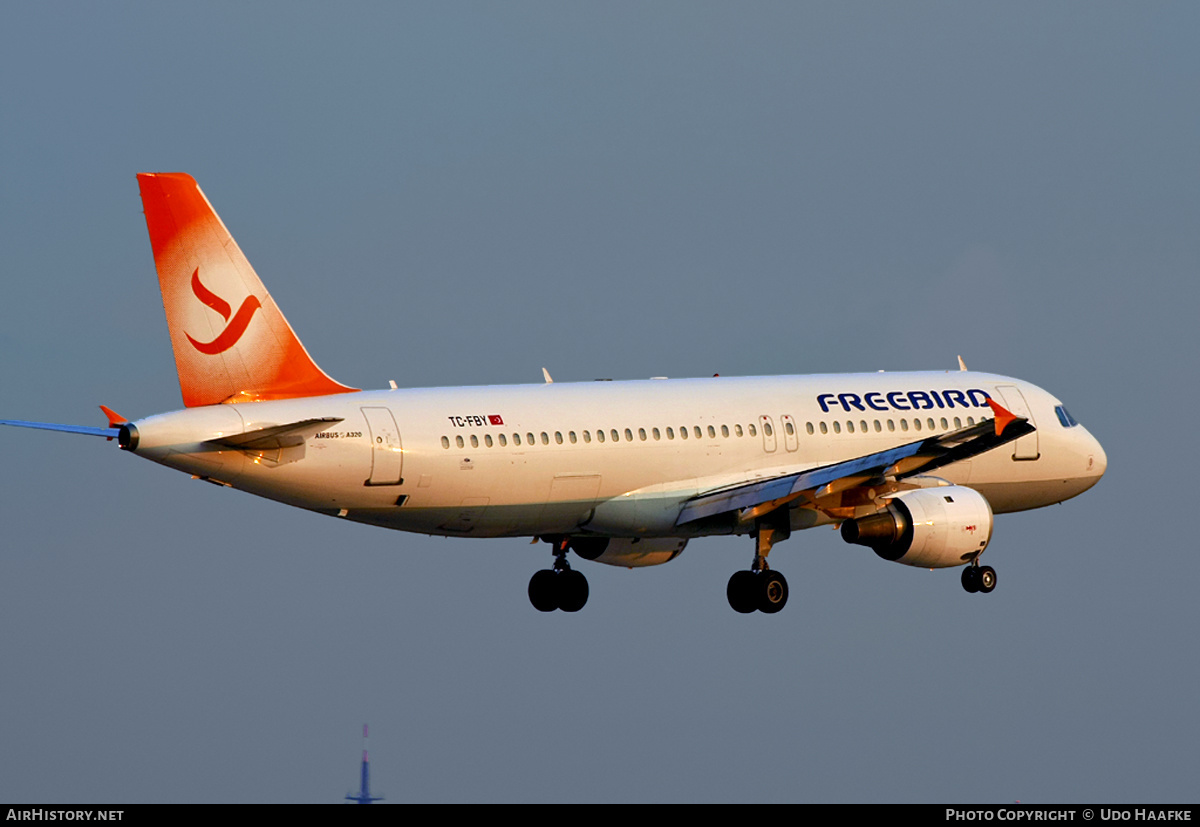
[125,370,1106,541]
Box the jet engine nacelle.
[839,485,992,568]
[570,537,687,568]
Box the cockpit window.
[1055,405,1079,428]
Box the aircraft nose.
[1085,430,1107,480]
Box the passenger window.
[638,428,647,441]
[873,420,881,433]
[833,421,841,434]
[612,429,620,442]
[707,425,716,438]
[527,432,535,445]
[513,433,522,446]
[940,417,948,430]
[721,424,729,438]
[625,428,633,442]
[749,424,757,437]
[499,433,507,447]
[967,416,976,426]
[541,432,549,445]
[914,419,922,431]
[900,420,909,432]
[819,422,828,435]
[583,430,591,443]
[569,431,577,444]
[785,421,794,436]
[694,426,703,439]
[953,417,962,429]
[847,421,855,433]
[456,435,465,448]
[860,420,868,432]
[735,424,743,437]
[666,427,675,439]
[887,419,895,432]
[555,431,563,445]
[680,427,688,440]
[805,422,814,435]
[763,423,773,437]
[653,427,661,440]
[441,436,450,449]
[597,430,605,443]
[927,418,936,430]
[485,434,493,447]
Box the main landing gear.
[529,536,589,612]
[961,563,997,594]
[727,568,789,614]
[727,513,790,614]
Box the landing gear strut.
[727,512,790,613]
[961,563,997,594]
[529,536,589,612]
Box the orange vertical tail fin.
[137,173,358,407]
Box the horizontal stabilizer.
[100,405,129,426]
[205,417,343,451]
[0,419,118,439]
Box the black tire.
[978,566,997,594]
[961,566,980,594]
[529,569,559,612]
[759,570,789,614]
[727,571,757,613]
[558,569,589,612]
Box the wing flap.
[677,441,924,525]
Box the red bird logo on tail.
[185,268,262,355]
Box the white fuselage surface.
[127,370,1105,540]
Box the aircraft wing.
[676,400,1035,526]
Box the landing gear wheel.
[528,566,589,612]
[530,536,591,612]
[529,569,558,612]
[727,570,757,614]
[558,569,589,613]
[730,509,792,614]
[759,570,789,613]
[977,566,997,594]
[961,566,981,594]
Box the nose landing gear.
[961,564,997,594]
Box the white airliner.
[1,174,1107,613]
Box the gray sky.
[1,2,1196,803]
